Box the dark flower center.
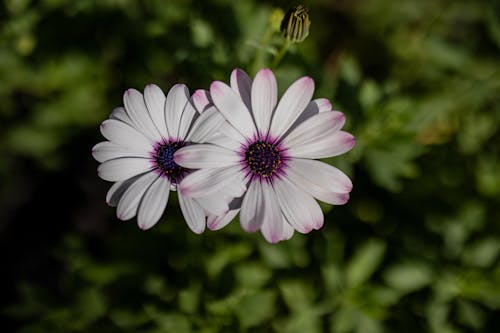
[245,140,282,178]
[154,141,187,183]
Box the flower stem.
[271,39,292,69]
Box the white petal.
[178,166,243,198]
[285,98,333,135]
[269,76,315,138]
[124,88,162,141]
[165,84,190,140]
[287,131,355,159]
[144,84,169,138]
[100,119,152,151]
[280,215,295,241]
[273,177,324,233]
[210,80,256,139]
[260,211,294,243]
[174,144,240,169]
[207,209,239,230]
[286,158,352,205]
[92,141,149,162]
[282,111,346,148]
[109,107,133,125]
[230,68,252,111]
[258,183,283,243]
[219,176,247,198]
[192,89,212,113]
[195,195,229,216]
[251,68,277,136]
[137,176,170,230]
[240,180,264,232]
[177,100,197,140]
[206,133,242,151]
[106,176,141,207]
[219,120,246,143]
[97,158,151,182]
[178,193,206,234]
[186,107,226,143]
[116,172,158,221]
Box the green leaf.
[383,263,432,293]
[345,239,386,288]
[235,290,276,329]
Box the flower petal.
[137,176,170,230]
[192,89,212,113]
[286,158,352,205]
[174,144,240,169]
[251,68,277,136]
[285,98,332,135]
[230,68,252,111]
[177,100,197,140]
[92,141,149,162]
[144,84,169,138]
[195,195,229,216]
[106,176,141,207]
[240,180,264,232]
[100,119,152,151]
[97,158,151,182]
[280,215,295,241]
[186,107,226,143]
[178,193,206,234]
[273,177,324,233]
[258,182,283,243]
[287,130,355,159]
[116,172,158,221]
[165,84,190,140]
[282,111,346,148]
[124,88,162,141]
[210,80,256,139]
[261,214,295,243]
[206,132,242,151]
[207,209,240,230]
[178,165,242,198]
[109,107,133,125]
[269,76,315,138]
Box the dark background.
[1,0,500,332]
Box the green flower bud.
[280,5,310,43]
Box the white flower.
[174,68,355,243]
[92,84,236,232]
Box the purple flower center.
[154,141,188,184]
[245,140,283,178]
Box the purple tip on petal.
[320,99,332,110]
[259,68,273,77]
[346,135,356,149]
[210,81,223,95]
[339,193,350,204]
[300,76,314,87]
[268,233,281,244]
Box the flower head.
[175,68,355,243]
[92,84,232,232]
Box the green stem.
[271,39,292,69]
[250,27,274,74]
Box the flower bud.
[280,5,310,43]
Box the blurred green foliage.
[1,0,500,332]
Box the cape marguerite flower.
[174,68,355,243]
[92,84,236,232]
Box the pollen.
[154,141,188,184]
[245,140,283,178]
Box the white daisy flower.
[92,84,236,232]
[174,68,355,243]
